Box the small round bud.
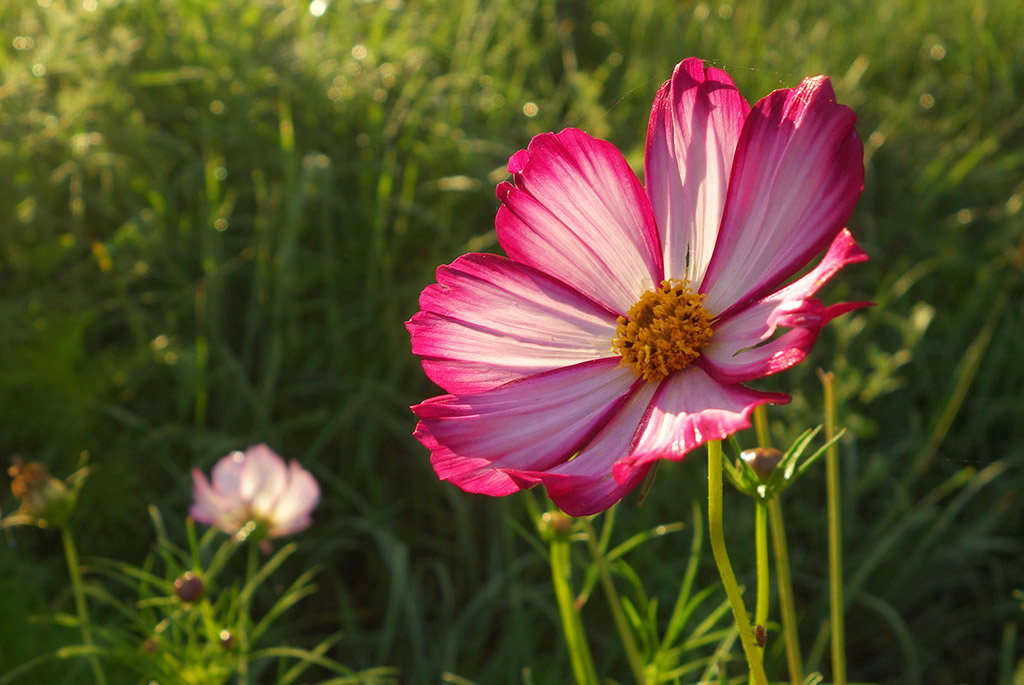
[540,511,573,537]
[173,572,203,602]
[219,629,234,649]
[142,637,159,653]
[740,447,784,483]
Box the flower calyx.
[725,425,846,500]
[537,510,575,541]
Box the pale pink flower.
[409,58,868,516]
[190,444,320,538]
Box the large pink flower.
[191,444,321,538]
[409,58,868,516]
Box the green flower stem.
[707,439,768,684]
[549,536,599,685]
[751,406,771,670]
[819,370,847,684]
[754,404,804,683]
[238,540,259,684]
[581,518,646,685]
[751,407,773,644]
[61,526,108,685]
[753,405,770,448]
[768,498,804,684]
[754,499,769,651]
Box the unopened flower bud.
[539,511,573,539]
[740,447,784,483]
[173,572,204,602]
[219,629,234,649]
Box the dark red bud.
[174,572,203,602]
[740,447,784,482]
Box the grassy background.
[1,0,1022,682]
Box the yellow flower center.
[611,280,714,382]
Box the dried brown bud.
[8,459,74,528]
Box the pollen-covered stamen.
[612,280,714,382]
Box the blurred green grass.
[1,0,1022,682]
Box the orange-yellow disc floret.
[612,280,714,382]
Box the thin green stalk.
[549,536,599,685]
[707,440,768,684]
[754,404,804,683]
[61,526,108,685]
[768,499,804,684]
[754,499,769,655]
[238,541,260,684]
[581,518,646,685]
[753,405,770,448]
[752,406,771,667]
[819,370,846,684]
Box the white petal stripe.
[645,57,750,284]
[701,77,864,317]
[409,253,618,394]
[497,128,663,314]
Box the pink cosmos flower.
[190,444,321,538]
[409,58,868,516]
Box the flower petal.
[536,382,659,516]
[266,461,321,537]
[408,252,618,394]
[496,128,663,314]
[645,57,750,284]
[612,366,788,482]
[190,469,242,534]
[189,470,223,523]
[211,450,246,496]
[700,76,864,317]
[412,358,641,497]
[239,444,288,514]
[701,228,870,382]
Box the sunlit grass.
[1,0,1022,682]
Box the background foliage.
[1,0,1022,682]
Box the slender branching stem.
[754,499,770,651]
[707,439,768,684]
[753,404,805,683]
